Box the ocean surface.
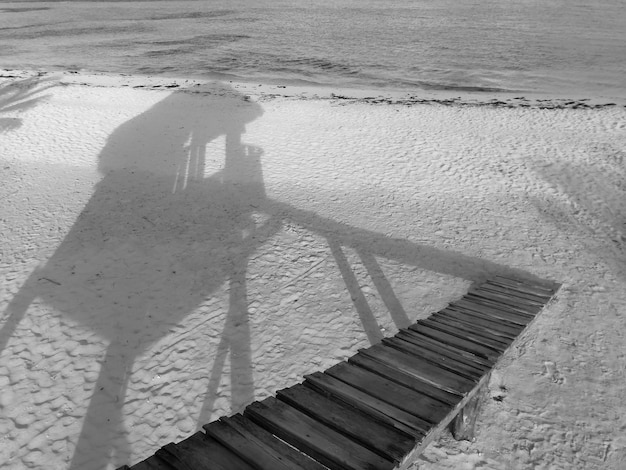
[1,0,625,99]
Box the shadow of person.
[0,82,268,469]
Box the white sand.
[1,70,625,470]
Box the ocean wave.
[147,10,235,21]
[0,7,50,13]
[9,25,150,39]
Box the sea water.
[1,0,625,99]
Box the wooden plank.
[395,328,493,369]
[358,344,476,396]
[470,286,545,309]
[481,282,551,303]
[155,432,256,470]
[277,384,415,463]
[408,323,501,362]
[325,360,456,422]
[451,298,532,326]
[418,318,508,353]
[466,291,540,314]
[438,307,519,339]
[465,289,542,316]
[203,419,296,470]
[220,414,329,470]
[426,315,513,351]
[245,397,395,470]
[488,278,557,299]
[125,456,173,470]
[304,371,431,438]
[441,306,523,337]
[461,294,537,318]
[480,281,551,301]
[493,275,559,294]
[381,337,485,382]
[348,353,462,406]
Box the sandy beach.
[1,70,625,469]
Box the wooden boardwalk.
[121,275,560,470]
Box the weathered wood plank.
[425,315,513,351]
[155,432,256,470]
[277,384,414,463]
[418,318,508,353]
[408,323,501,362]
[203,419,295,470]
[466,291,540,314]
[451,298,532,326]
[245,397,395,470]
[461,294,537,318]
[220,414,329,470]
[124,456,172,470]
[441,306,523,337]
[304,372,430,438]
[395,329,493,370]
[478,282,549,305]
[348,352,462,406]
[488,279,556,299]
[438,308,519,340]
[381,337,485,382]
[493,275,559,294]
[325,360,456,422]
[481,283,551,304]
[359,343,476,395]
[470,287,545,309]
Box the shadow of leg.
[228,264,254,413]
[69,344,132,470]
[196,260,254,427]
[0,273,38,354]
[327,237,383,345]
[357,249,411,329]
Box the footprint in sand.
[543,360,566,384]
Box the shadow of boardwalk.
[0,80,544,470]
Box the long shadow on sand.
[1,82,542,469]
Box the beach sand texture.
[1,71,626,469]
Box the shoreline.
[3,68,625,110]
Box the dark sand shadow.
[0,81,546,469]
[1,83,269,469]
